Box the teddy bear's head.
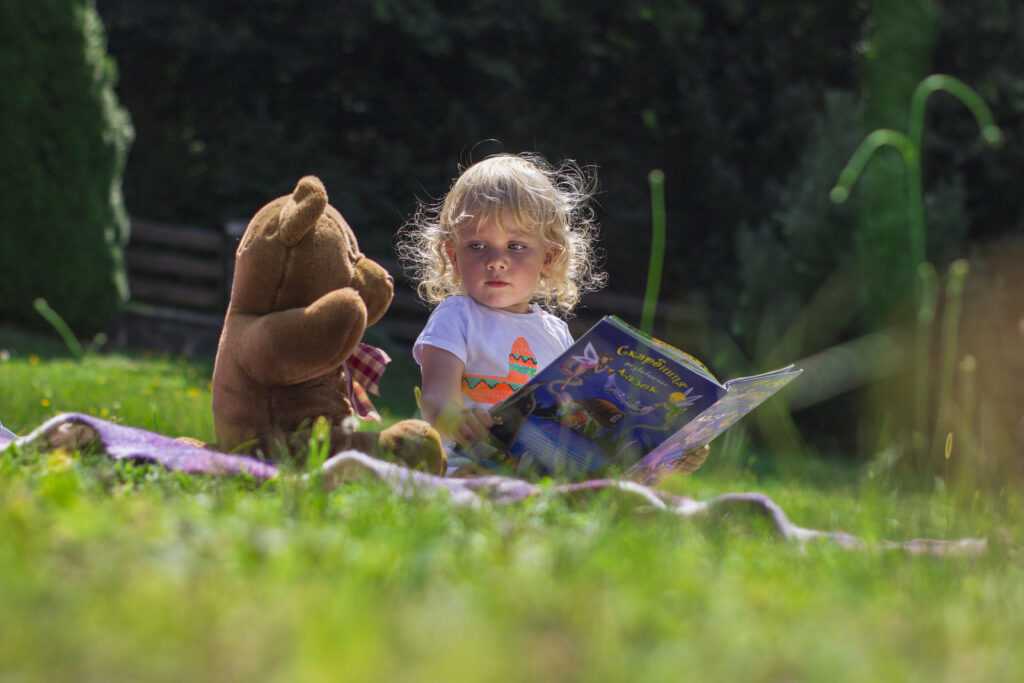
[229,176,393,323]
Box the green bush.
[929,0,1024,243]
[94,1,867,295]
[0,0,133,335]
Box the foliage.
[722,3,1022,473]
[0,0,133,335]
[829,74,1002,471]
[929,0,1024,244]
[0,326,216,442]
[10,0,1023,471]
[94,0,867,299]
[733,90,864,349]
[92,0,1024,353]
[853,0,940,328]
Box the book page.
[624,365,802,485]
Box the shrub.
[0,0,133,335]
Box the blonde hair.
[398,153,605,316]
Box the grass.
[2,325,1023,682]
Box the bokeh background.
[2,0,1022,478]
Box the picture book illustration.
[454,316,802,484]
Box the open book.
[452,316,802,485]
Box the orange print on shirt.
[461,337,539,405]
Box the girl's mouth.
[486,279,508,287]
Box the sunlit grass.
[2,325,1023,680]
[1,329,216,442]
[0,445,1022,682]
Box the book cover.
[454,316,801,483]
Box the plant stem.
[930,260,969,462]
[641,169,666,337]
[33,298,85,359]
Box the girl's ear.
[444,241,459,276]
[541,245,561,275]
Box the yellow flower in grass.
[44,449,75,473]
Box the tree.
[0,0,134,335]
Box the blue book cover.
[454,316,802,484]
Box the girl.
[400,152,708,477]
[399,153,604,472]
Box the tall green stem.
[33,298,85,359]
[930,260,970,463]
[641,169,666,337]
[914,264,938,464]
[830,74,1002,470]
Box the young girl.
[399,153,605,472]
[400,152,708,477]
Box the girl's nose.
[486,254,507,270]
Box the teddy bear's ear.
[278,176,328,246]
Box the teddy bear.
[209,175,446,475]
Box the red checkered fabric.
[345,343,391,422]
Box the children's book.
[452,316,802,485]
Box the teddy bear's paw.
[43,421,97,451]
[378,421,447,476]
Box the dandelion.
[341,416,360,435]
[44,450,74,473]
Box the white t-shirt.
[413,296,573,471]
[414,295,573,409]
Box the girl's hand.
[451,405,494,449]
[674,443,710,475]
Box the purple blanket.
[1,413,987,557]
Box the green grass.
[2,325,1023,681]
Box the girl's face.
[445,211,556,314]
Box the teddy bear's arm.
[236,288,368,386]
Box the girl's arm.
[419,345,493,448]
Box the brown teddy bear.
[210,176,446,475]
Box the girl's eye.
[467,243,485,251]
[508,242,526,251]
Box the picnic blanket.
[1,412,987,557]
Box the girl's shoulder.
[432,295,474,316]
[530,305,573,345]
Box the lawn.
[1,325,1022,682]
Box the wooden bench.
[115,218,695,354]
[115,218,233,354]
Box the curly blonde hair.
[397,153,605,317]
